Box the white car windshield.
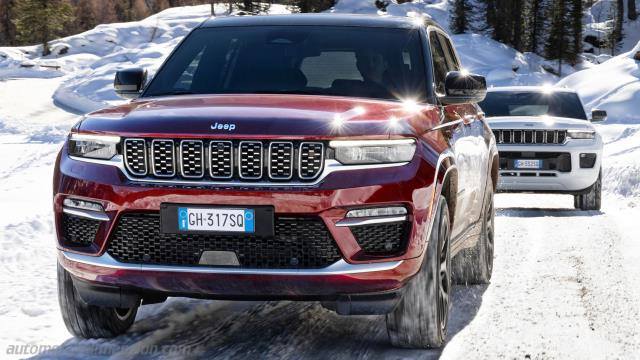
[479,91,588,120]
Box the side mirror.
[114,68,147,99]
[439,71,487,105]
[591,109,607,122]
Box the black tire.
[386,195,451,348]
[575,170,602,211]
[57,263,138,338]
[451,179,495,285]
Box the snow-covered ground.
[1,2,640,359]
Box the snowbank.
[451,34,557,86]
[558,41,640,123]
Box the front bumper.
[496,139,602,193]
[54,147,438,300]
[59,250,419,299]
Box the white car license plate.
[514,159,541,169]
[177,207,254,233]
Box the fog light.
[579,153,597,168]
[346,206,407,218]
[63,198,104,212]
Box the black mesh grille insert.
[62,214,100,247]
[299,143,323,179]
[350,222,410,255]
[107,214,342,268]
[239,141,263,179]
[151,140,176,177]
[180,140,204,178]
[124,139,147,176]
[209,141,233,178]
[269,142,293,180]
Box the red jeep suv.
[54,14,497,348]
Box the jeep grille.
[492,129,567,145]
[123,139,325,182]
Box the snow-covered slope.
[0,1,556,113]
[558,41,640,122]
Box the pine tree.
[608,0,624,55]
[615,0,624,42]
[545,0,569,75]
[629,0,637,20]
[527,0,544,54]
[568,0,582,65]
[0,0,16,46]
[451,0,470,34]
[512,0,525,51]
[74,0,99,33]
[12,0,75,56]
[481,0,497,35]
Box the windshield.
[144,26,427,102]
[479,91,588,120]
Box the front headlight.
[329,139,416,165]
[68,133,120,160]
[567,130,595,139]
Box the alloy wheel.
[438,213,451,334]
[485,197,495,274]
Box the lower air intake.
[107,214,343,269]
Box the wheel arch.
[433,153,457,227]
[490,152,499,191]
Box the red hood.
[79,94,438,139]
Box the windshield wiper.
[148,90,196,96]
[248,90,319,95]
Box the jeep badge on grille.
[211,122,236,131]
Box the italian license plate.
[514,159,542,169]
[160,204,274,236]
[178,207,254,233]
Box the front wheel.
[574,170,601,211]
[451,178,495,285]
[386,195,451,348]
[57,264,138,338]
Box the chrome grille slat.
[493,129,567,145]
[151,140,176,177]
[299,142,324,180]
[180,140,204,178]
[209,141,233,179]
[123,139,147,176]
[268,142,294,180]
[238,141,263,179]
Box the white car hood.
[486,116,594,131]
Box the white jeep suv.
[479,86,605,210]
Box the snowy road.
[1,78,639,359]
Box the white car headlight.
[567,130,595,139]
[68,133,120,160]
[329,139,416,165]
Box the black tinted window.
[145,26,427,102]
[429,32,448,96]
[437,33,460,71]
[479,91,588,120]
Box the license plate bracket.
[160,204,274,236]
